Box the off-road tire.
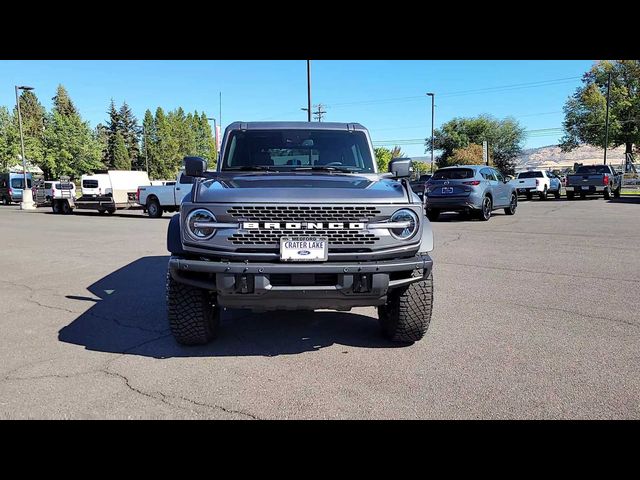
[147,199,162,218]
[504,193,517,215]
[567,191,575,200]
[426,208,440,221]
[167,271,219,345]
[378,270,433,343]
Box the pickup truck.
[510,170,561,200]
[166,121,434,346]
[410,174,432,201]
[565,164,622,199]
[137,170,193,217]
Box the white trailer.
[73,170,150,214]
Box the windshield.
[222,129,375,173]
[575,165,610,174]
[432,168,474,180]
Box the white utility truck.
[137,170,193,217]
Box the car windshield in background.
[576,166,610,174]
[222,130,375,173]
[11,178,32,189]
[518,171,544,178]
[432,168,474,180]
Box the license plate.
[280,237,328,262]
[581,186,590,190]
[442,187,454,194]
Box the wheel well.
[147,195,159,205]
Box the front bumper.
[169,254,433,311]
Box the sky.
[0,60,594,158]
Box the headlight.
[186,209,216,240]
[389,209,419,240]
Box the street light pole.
[15,85,36,210]
[427,93,435,173]
[603,72,612,165]
[306,60,312,122]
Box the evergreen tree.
[119,101,141,168]
[52,85,78,117]
[105,99,120,168]
[141,109,156,178]
[0,107,20,171]
[113,131,130,170]
[13,90,46,168]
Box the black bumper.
[168,254,433,311]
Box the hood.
[195,172,410,204]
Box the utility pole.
[603,72,612,165]
[426,93,435,173]
[15,85,36,210]
[306,60,312,122]
[313,104,327,122]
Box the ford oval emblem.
[298,250,311,256]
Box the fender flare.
[167,213,186,255]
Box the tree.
[374,147,393,172]
[119,102,141,169]
[427,115,524,175]
[52,85,78,117]
[560,60,640,157]
[0,107,20,171]
[449,143,486,165]
[113,132,130,170]
[413,161,431,174]
[104,99,120,168]
[14,90,46,168]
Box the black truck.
[565,164,622,199]
[166,122,434,345]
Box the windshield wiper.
[224,166,278,172]
[292,166,361,173]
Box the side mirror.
[504,176,513,183]
[184,157,207,177]
[389,157,413,178]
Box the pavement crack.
[508,301,638,329]
[440,233,462,248]
[439,261,640,284]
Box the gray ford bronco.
[166,121,434,345]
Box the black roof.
[224,121,367,132]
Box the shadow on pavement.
[58,255,397,358]
[609,196,640,204]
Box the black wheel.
[378,270,433,343]
[106,208,116,215]
[167,270,219,345]
[580,192,586,199]
[60,201,71,215]
[426,208,440,221]
[554,186,561,199]
[147,199,162,218]
[539,186,548,200]
[52,201,61,214]
[526,192,533,200]
[98,208,106,214]
[614,185,621,198]
[504,193,517,215]
[2,196,10,205]
[567,191,575,200]
[603,185,611,199]
[478,196,492,221]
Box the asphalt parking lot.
[1,197,639,419]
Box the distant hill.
[515,144,628,170]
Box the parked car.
[424,165,517,221]
[137,169,194,217]
[166,121,434,346]
[0,172,33,205]
[510,170,561,200]
[565,164,622,199]
[410,174,432,201]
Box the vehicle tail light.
[136,187,140,202]
[9,188,13,196]
[603,174,609,186]
[462,180,481,186]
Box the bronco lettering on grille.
[242,222,366,230]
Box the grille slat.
[230,229,378,246]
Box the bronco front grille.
[227,205,381,222]
[229,229,379,246]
